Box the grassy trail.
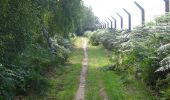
[85,43,125,100]
[35,37,154,100]
[85,38,155,100]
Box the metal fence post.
[116,12,123,30]
[164,0,170,13]
[134,1,145,26]
[111,16,117,30]
[105,20,110,29]
[123,8,131,31]
[108,18,113,29]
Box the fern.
[155,56,170,72]
[157,43,170,59]
[157,43,170,52]
[0,64,24,98]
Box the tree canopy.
[0,0,97,98]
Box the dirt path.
[99,84,110,100]
[75,38,88,100]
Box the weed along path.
[75,38,88,100]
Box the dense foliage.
[86,13,170,99]
[0,0,96,99]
